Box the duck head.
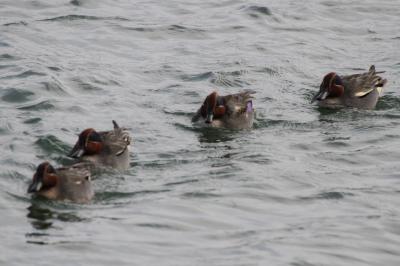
[198,91,226,124]
[69,128,103,158]
[28,162,58,193]
[311,72,345,103]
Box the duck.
[192,90,255,129]
[27,162,93,203]
[68,120,131,170]
[311,65,387,109]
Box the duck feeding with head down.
[311,65,387,109]
[192,90,256,129]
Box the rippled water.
[1,0,400,265]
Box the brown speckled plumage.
[312,65,387,109]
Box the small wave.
[243,5,272,18]
[162,107,191,116]
[135,223,182,230]
[316,191,348,199]
[254,118,317,131]
[41,78,71,96]
[95,189,170,202]
[231,25,247,30]
[376,94,400,110]
[18,100,55,111]
[164,179,199,187]
[35,135,70,154]
[168,24,205,33]
[0,64,15,70]
[179,70,248,87]
[0,53,18,60]
[1,70,46,80]
[211,72,249,87]
[173,122,197,132]
[47,66,62,72]
[70,0,81,6]
[181,191,221,198]
[119,24,206,39]
[196,127,237,143]
[57,212,87,222]
[238,153,272,164]
[291,260,320,266]
[23,117,42,124]
[72,77,105,92]
[180,71,213,82]
[0,41,9,47]
[299,191,353,201]
[254,66,280,76]
[26,208,54,230]
[123,26,155,32]
[0,120,13,135]
[26,203,86,228]
[91,76,121,86]
[1,88,34,103]
[2,170,26,182]
[39,14,129,22]
[137,157,195,169]
[3,21,28,27]
[323,135,351,147]
[272,26,312,33]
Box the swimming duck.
[192,90,255,129]
[311,65,387,109]
[27,162,93,203]
[69,120,131,170]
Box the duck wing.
[57,165,91,185]
[57,165,93,202]
[342,65,387,97]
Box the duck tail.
[243,89,256,95]
[241,89,256,101]
[112,120,119,129]
[369,65,385,75]
[369,65,376,74]
[369,66,387,88]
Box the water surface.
[1,0,400,265]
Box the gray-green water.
[1,0,400,265]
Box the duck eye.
[89,132,102,142]
[47,165,56,174]
[334,75,343,86]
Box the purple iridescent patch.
[246,101,253,112]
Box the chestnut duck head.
[193,91,226,124]
[311,72,345,103]
[69,128,103,158]
[27,162,58,194]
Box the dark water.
[1,0,400,265]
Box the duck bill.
[311,91,328,103]
[27,178,42,193]
[205,112,214,124]
[69,143,84,158]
